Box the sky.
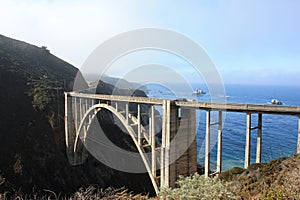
[1,0,300,86]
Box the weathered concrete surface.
[169,107,197,188]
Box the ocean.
[145,84,300,171]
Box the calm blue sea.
[145,84,300,171]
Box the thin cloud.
[0,0,299,85]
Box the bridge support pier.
[245,113,263,169]
[169,103,179,187]
[205,110,223,177]
[256,113,262,163]
[205,111,211,178]
[137,104,141,146]
[160,100,170,188]
[168,104,197,188]
[217,111,223,174]
[151,105,156,178]
[65,93,74,156]
[297,116,300,154]
[245,113,251,169]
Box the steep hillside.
[0,35,154,196]
[220,154,300,199]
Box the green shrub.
[159,173,237,200]
[219,167,245,182]
[262,187,286,200]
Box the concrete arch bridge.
[65,92,300,194]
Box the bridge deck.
[68,92,300,115]
[68,92,165,105]
[176,101,300,115]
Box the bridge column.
[74,97,78,131]
[79,98,85,142]
[82,98,89,143]
[297,116,300,154]
[151,105,156,178]
[164,100,171,188]
[85,99,88,113]
[256,113,262,163]
[179,108,197,175]
[82,99,86,141]
[64,93,76,165]
[125,102,129,125]
[205,110,211,178]
[160,100,166,188]
[88,99,92,123]
[245,113,251,169]
[167,105,179,187]
[137,104,141,146]
[65,93,72,149]
[115,101,118,112]
[79,98,82,123]
[169,104,197,187]
[217,111,223,174]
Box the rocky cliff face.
[0,35,154,196]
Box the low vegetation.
[159,173,237,200]
[220,154,300,199]
[1,155,299,199]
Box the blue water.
[145,84,300,171]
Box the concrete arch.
[73,103,159,194]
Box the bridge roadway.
[65,92,300,194]
[68,92,300,115]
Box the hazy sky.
[1,0,299,85]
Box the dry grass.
[2,155,299,199]
[0,185,153,200]
[220,154,300,199]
